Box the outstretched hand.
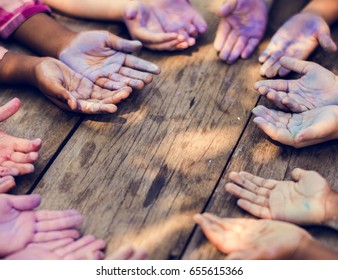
[260,12,337,78]
[35,58,133,114]
[252,105,338,148]
[124,0,207,51]
[194,213,311,260]
[215,0,268,63]
[59,31,160,91]
[225,169,331,225]
[255,57,338,112]
[0,98,41,179]
[0,194,83,257]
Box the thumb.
[106,33,142,53]
[217,0,237,17]
[0,98,21,122]
[291,168,306,182]
[8,194,41,211]
[318,28,337,52]
[124,1,139,20]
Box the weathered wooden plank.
[33,0,266,259]
[183,0,338,259]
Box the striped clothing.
[0,0,50,39]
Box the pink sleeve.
[0,0,51,39]
[0,46,8,60]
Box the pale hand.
[260,12,337,78]
[0,98,41,178]
[215,0,268,63]
[252,105,338,148]
[35,58,133,114]
[59,31,160,90]
[194,213,311,259]
[0,194,83,257]
[225,169,331,225]
[255,57,338,112]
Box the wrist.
[0,52,44,86]
[324,190,338,230]
[291,234,315,260]
[302,0,338,25]
[13,13,77,58]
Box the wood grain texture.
[33,0,266,259]
[183,0,338,260]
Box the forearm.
[293,236,338,260]
[303,0,338,24]
[0,52,43,86]
[44,0,130,21]
[12,13,76,58]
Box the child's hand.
[35,58,133,114]
[255,57,338,112]
[252,105,338,148]
[214,0,268,63]
[124,1,188,51]
[225,169,331,225]
[0,194,83,257]
[259,12,337,78]
[124,0,207,51]
[194,213,311,259]
[0,98,41,179]
[59,31,160,91]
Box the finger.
[75,100,118,114]
[265,60,282,78]
[259,45,273,63]
[33,229,80,243]
[214,20,230,52]
[128,248,148,260]
[239,171,278,190]
[108,73,144,90]
[63,239,106,260]
[36,215,83,232]
[254,79,289,92]
[107,246,135,260]
[8,194,41,210]
[130,28,178,44]
[0,166,20,176]
[10,152,39,163]
[241,38,260,59]
[237,199,271,219]
[225,183,268,207]
[35,209,81,222]
[192,14,208,34]
[0,161,35,175]
[291,168,306,182]
[318,29,337,52]
[217,0,237,17]
[0,175,15,193]
[28,238,75,251]
[119,67,153,84]
[0,98,21,122]
[265,89,290,111]
[146,39,189,51]
[281,97,308,113]
[187,24,198,38]
[219,30,238,62]
[14,138,42,153]
[187,37,196,47]
[259,51,283,76]
[124,54,160,74]
[228,36,248,63]
[106,33,142,53]
[278,66,291,77]
[279,57,311,74]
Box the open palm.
[215,0,268,63]
[194,213,310,260]
[0,194,83,257]
[255,57,338,112]
[225,169,330,225]
[252,105,338,148]
[59,31,160,91]
[260,13,337,78]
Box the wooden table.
[1,0,337,259]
